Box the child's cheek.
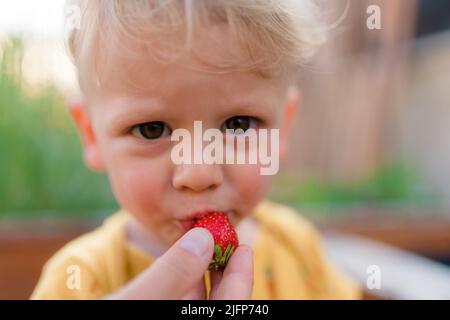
[229,164,271,215]
[108,161,166,225]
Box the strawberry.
[192,211,239,271]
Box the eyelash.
[221,116,260,134]
[130,116,261,141]
[130,121,172,140]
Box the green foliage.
[270,163,431,210]
[0,37,118,218]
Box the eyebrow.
[104,94,277,131]
[104,96,169,130]
[219,95,279,121]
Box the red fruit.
[192,211,239,271]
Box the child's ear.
[68,100,105,172]
[280,85,300,160]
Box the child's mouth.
[179,219,195,231]
[179,210,235,231]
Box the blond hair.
[65,0,327,96]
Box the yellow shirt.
[31,200,360,299]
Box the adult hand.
[106,227,253,299]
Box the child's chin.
[156,222,186,244]
[228,210,242,226]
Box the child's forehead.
[87,23,290,119]
[99,58,276,96]
[91,67,284,132]
[96,62,284,116]
[90,58,286,128]
[94,23,284,95]
[95,44,286,107]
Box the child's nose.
[172,163,223,192]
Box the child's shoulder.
[251,200,327,264]
[45,211,127,268]
[253,200,321,246]
[251,200,361,299]
[31,211,128,299]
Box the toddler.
[32,0,360,299]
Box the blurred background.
[1,0,450,299]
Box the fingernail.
[179,228,212,257]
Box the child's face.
[74,28,298,245]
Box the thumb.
[111,228,214,299]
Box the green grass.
[0,37,118,219]
[269,163,434,214]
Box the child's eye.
[223,116,257,134]
[131,121,171,140]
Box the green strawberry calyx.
[209,243,235,271]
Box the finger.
[214,245,254,300]
[209,270,223,299]
[182,279,207,300]
[112,228,214,299]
